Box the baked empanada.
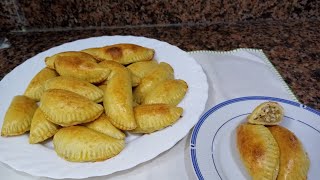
[81,43,154,64]
[133,62,174,104]
[40,89,103,127]
[1,96,38,136]
[24,67,58,101]
[44,76,104,103]
[53,126,125,162]
[142,79,188,105]
[268,126,310,180]
[131,72,141,87]
[127,60,158,78]
[130,104,183,134]
[45,51,97,69]
[53,52,110,83]
[29,108,59,144]
[99,61,136,130]
[247,102,284,125]
[236,124,279,180]
[84,113,125,140]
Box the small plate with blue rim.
[190,96,320,180]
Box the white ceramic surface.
[191,96,320,180]
[0,36,208,179]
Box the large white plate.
[0,36,208,179]
[190,96,320,179]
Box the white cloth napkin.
[0,49,297,180]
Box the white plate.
[190,96,320,180]
[0,35,208,179]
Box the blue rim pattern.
[190,96,320,179]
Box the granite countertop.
[0,20,319,110]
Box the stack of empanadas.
[1,43,188,162]
[236,102,310,179]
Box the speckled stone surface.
[0,20,319,110]
[0,0,319,31]
[0,0,20,32]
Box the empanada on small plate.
[44,76,104,103]
[81,43,154,64]
[127,60,158,78]
[130,104,183,134]
[1,95,38,136]
[84,113,125,140]
[40,89,103,127]
[45,51,97,69]
[29,108,59,144]
[247,101,284,125]
[53,52,110,83]
[268,126,310,180]
[24,67,58,101]
[143,79,188,105]
[236,124,279,180]
[133,62,174,104]
[100,61,136,130]
[53,126,125,162]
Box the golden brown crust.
[127,60,158,79]
[268,126,310,180]
[236,124,279,180]
[99,61,136,130]
[24,67,58,101]
[130,104,183,134]
[40,89,103,127]
[29,108,60,144]
[53,126,125,162]
[82,43,154,64]
[1,95,38,136]
[45,51,97,69]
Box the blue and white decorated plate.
[190,96,320,180]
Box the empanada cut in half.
[53,52,110,83]
[53,126,125,162]
[247,101,284,125]
[24,67,59,101]
[127,60,158,79]
[84,113,125,140]
[130,104,183,134]
[44,76,104,103]
[143,79,188,106]
[40,89,103,127]
[1,95,38,136]
[29,108,59,144]
[82,43,154,64]
[45,51,97,69]
[133,62,174,104]
[99,61,136,130]
[268,126,310,180]
[236,124,279,180]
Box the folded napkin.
[0,49,297,180]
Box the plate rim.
[190,96,320,180]
[0,35,209,179]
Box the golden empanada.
[133,62,174,104]
[268,126,310,180]
[131,72,141,87]
[29,108,59,144]
[45,51,97,69]
[84,113,125,140]
[1,95,38,136]
[53,126,125,162]
[40,89,103,127]
[143,79,188,105]
[236,124,279,180]
[81,43,154,64]
[127,60,158,78]
[130,104,183,134]
[247,102,284,125]
[53,52,110,83]
[44,76,104,103]
[99,61,136,130]
[24,67,58,101]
